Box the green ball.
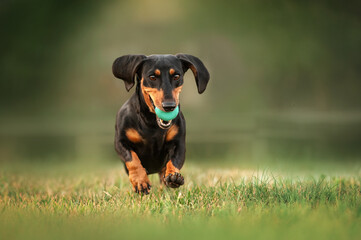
[155,106,179,121]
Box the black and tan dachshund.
[112,54,210,194]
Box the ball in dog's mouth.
[154,106,179,130]
[149,97,178,129]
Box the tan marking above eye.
[125,128,144,143]
[169,68,175,75]
[154,69,161,76]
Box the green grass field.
[0,161,360,240]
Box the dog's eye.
[173,74,180,81]
[149,75,157,81]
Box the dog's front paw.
[165,172,184,188]
[129,174,151,195]
[134,181,151,195]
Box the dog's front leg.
[163,161,185,188]
[115,140,151,194]
[162,143,185,188]
[125,151,151,194]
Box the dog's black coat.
[113,54,210,192]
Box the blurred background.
[1,0,361,170]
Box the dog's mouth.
[156,116,172,129]
[149,96,172,129]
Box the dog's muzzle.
[149,97,173,129]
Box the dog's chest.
[131,128,170,171]
[138,128,167,154]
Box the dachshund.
[112,54,210,194]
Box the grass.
[0,161,360,240]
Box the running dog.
[112,54,210,194]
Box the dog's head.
[113,54,210,128]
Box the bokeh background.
[1,0,361,170]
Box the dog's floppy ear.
[176,54,210,94]
[112,55,147,91]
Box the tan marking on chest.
[166,125,179,141]
[125,128,143,143]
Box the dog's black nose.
[162,101,176,112]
